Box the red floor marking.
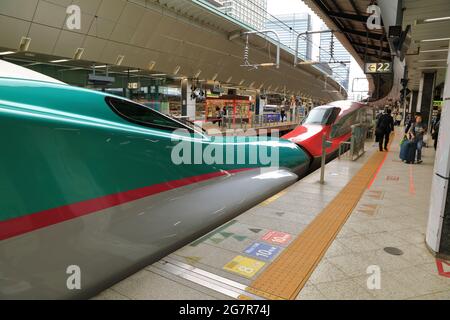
[409,165,416,195]
[368,151,389,190]
[436,259,450,278]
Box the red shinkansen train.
[283,100,374,168]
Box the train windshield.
[107,97,194,133]
[302,108,335,125]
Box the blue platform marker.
[243,242,281,262]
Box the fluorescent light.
[424,16,450,23]
[418,66,447,70]
[420,48,449,53]
[421,37,450,42]
[50,59,70,63]
[127,69,140,73]
[418,59,447,62]
[0,51,15,55]
[93,65,107,69]
[151,73,166,76]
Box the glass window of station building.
[319,26,351,91]
[265,13,312,60]
[216,0,267,30]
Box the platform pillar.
[409,90,418,114]
[426,41,450,257]
[417,72,436,129]
[181,78,196,120]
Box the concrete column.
[416,72,436,128]
[409,90,418,114]
[426,42,450,256]
[181,79,196,120]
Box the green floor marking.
[190,220,238,247]
[233,235,247,242]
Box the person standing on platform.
[395,113,403,126]
[280,108,286,123]
[405,112,419,134]
[376,109,395,152]
[409,115,427,164]
[432,112,441,150]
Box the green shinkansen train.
[0,61,310,299]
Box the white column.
[186,81,196,120]
[426,41,450,254]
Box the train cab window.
[106,97,190,132]
[302,107,340,126]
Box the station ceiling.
[0,0,345,102]
[402,0,449,91]
[303,0,392,100]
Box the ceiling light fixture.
[420,48,449,53]
[418,59,447,62]
[0,51,15,56]
[115,55,125,66]
[19,37,31,52]
[50,59,70,63]
[418,66,447,70]
[424,16,450,23]
[421,37,450,43]
[74,48,84,60]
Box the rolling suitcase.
[399,140,409,161]
[400,140,416,163]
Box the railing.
[219,113,303,130]
[338,124,369,161]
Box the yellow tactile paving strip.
[247,142,391,300]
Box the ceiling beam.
[353,43,391,54]
[327,12,368,23]
[341,28,386,41]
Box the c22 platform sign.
[364,62,392,74]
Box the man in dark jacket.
[376,109,395,151]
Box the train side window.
[106,97,191,132]
[326,108,341,125]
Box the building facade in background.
[215,0,268,30]
[319,28,351,91]
[265,13,312,60]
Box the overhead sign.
[433,100,443,107]
[364,62,393,74]
[127,82,140,90]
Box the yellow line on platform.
[247,143,391,300]
[260,191,288,206]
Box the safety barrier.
[338,124,369,161]
[220,113,304,130]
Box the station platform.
[202,121,298,136]
[94,129,450,300]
